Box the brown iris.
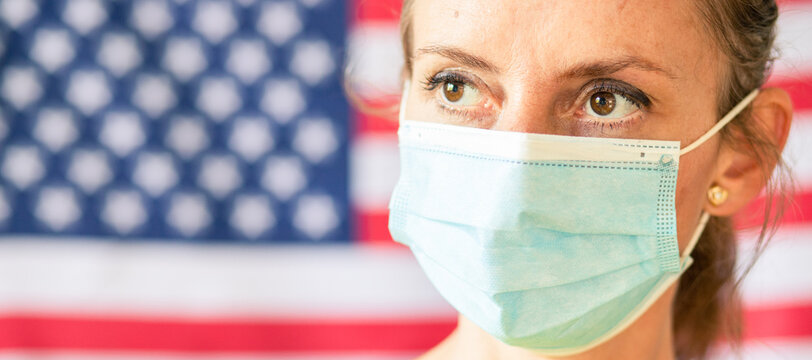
[590,92,616,116]
[443,82,464,102]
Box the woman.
[386,0,794,359]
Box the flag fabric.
[0,0,809,359]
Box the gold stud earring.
[708,185,729,206]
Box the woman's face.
[403,0,726,251]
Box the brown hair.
[397,1,789,359]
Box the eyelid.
[579,79,652,109]
[422,69,484,93]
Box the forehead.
[411,0,718,81]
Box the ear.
[705,87,793,216]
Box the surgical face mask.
[388,85,759,356]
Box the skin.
[400,0,793,359]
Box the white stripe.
[0,224,808,320]
[738,224,812,307]
[350,134,400,211]
[783,111,812,188]
[0,351,417,360]
[346,23,403,98]
[714,338,812,360]
[0,237,453,319]
[774,2,812,77]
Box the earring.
[708,185,729,206]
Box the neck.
[421,285,679,360]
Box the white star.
[131,0,174,39]
[30,28,75,72]
[1,66,42,110]
[228,116,274,162]
[258,2,301,46]
[34,107,78,152]
[193,0,237,44]
[0,0,38,29]
[167,192,211,236]
[293,117,339,163]
[289,39,335,85]
[1,145,44,190]
[198,154,242,199]
[97,32,142,77]
[132,152,178,197]
[35,186,81,231]
[101,189,147,234]
[68,149,112,194]
[62,0,107,35]
[99,111,145,157]
[162,36,207,82]
[132,73,176,119]
[196,76,242,121]
[261,155,307,201]
[261,78,305,124]
[66,69,112,116]
[226,38,271,84]
[230,194,275,239]
[293,193,339,240]
[165,115,209,159]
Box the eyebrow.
[557,56,677,80]
[415,45,500,72]
[414,45,676,80]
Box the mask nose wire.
[679,89,760,156]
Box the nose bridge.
[492,81,557,135]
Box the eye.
[441,80,482,106]
[584,91,639,119]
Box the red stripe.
[778,0,812,6]
[744,303,812,340]
[0,303,809,352]
[0,314,454,353]
[735,190,812,230]
[354,111,398,136]
[356,208,396,244]
[350,0,403,22]
[766,75,812,113]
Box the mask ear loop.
[678,89,758,263]
[680,89,760,156]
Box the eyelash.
[422,72,470,91]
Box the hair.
[396,1,789,359]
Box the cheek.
[404,86,428,120]
[674,148,718,253]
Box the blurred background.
[0,0,808,359]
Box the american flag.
[0,0,808,359]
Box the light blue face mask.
[388,85,760,356]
